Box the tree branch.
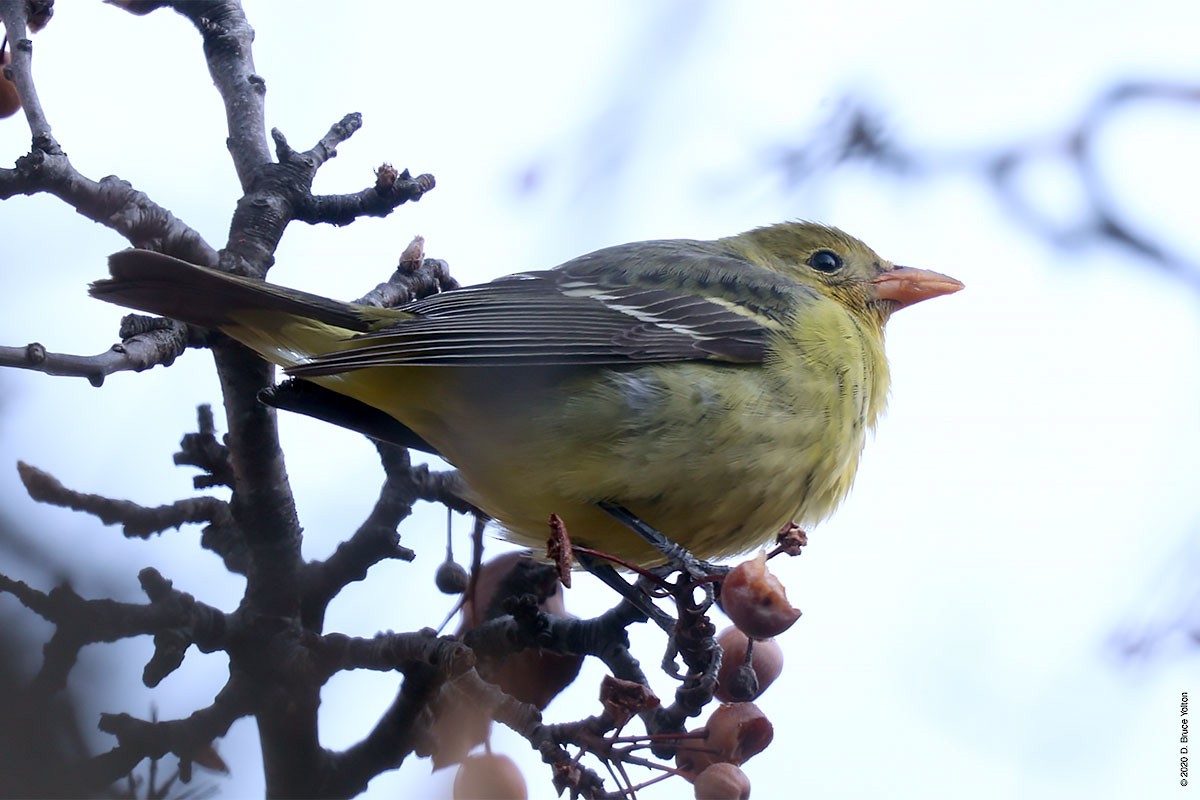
[85,675,253,790]
[353,236,460,308]
[0,0,55,145]
[174,404,236,490]
[0,317,197,386]
[314,629,474,681]
[322,654,449,796]
[166,0,271,188]
[0,159,218,262]
[296,161,437,226]
[0,567,230,696]
[17,461,231,539]
[0,0,216,261]
[219,123,436,276]
[300,444,423,627]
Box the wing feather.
[288,240,811,376]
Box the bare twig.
[174,405,235,490]
[321,649,453,797]
[86,676,253,790]
[354,235,461,308]
[17,461,230,538]
[301,443,427,625]
[295,163,437,227]
[0,0,55,145]
[0,567,230,697]
[0,1,214,261]
[314,629,474,682]
[220,121,436,276]
[0,317,196,386]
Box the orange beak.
[870,266,963,310]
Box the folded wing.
[290,240,809,375]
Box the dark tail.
[91,250,375,332]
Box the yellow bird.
[92,223,961,565]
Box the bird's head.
[732,221,963,324]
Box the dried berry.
[720,553,801,639]
[453,753,527,800]
[0,50,21,119]
[714,627,784,702]
[436,559,470,594]
[676,702,774,776]
[464,553,583,708]
[432,552,583,766]
[693,762,752,799]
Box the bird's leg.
[581,503,729,640]
[597,502,728,654]
[576,552,677,634]
[597,502,720,582]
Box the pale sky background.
[1,2,1199,799]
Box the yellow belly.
[326,357,876,565]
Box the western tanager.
[91,222,961,565]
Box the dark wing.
[288,239,813,376]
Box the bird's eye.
[807,250,843,273]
